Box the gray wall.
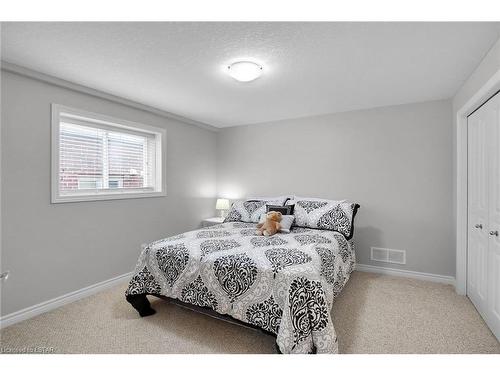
[0,70,456,317]
[453,37,500,112]
[1,71,217,316]
[217,100,454,276]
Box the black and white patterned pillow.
[247,196,290,205]
[288,197,359,239]
[225,199,285,223]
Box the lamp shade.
[216,198,230,210]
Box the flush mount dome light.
[227,61,263,82]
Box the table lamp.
[215,198,230,218]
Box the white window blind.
[52,105,166,203]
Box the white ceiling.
[2,22,500,128]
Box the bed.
[125,198,358,354]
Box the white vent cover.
[370,247,406,264]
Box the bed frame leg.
[275,342,282,354]
[126,294,156,317]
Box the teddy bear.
[255,211,283,236]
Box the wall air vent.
[370,247,406,265]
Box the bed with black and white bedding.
[125,197,359,354]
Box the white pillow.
[279,215,295,233]
[259,213,295,233]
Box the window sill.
[51,190,166,203]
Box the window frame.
[51,104,167,203]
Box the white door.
[486,93,500,340]
[468,99,490,315]
[467,91,500,341]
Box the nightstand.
[202,217,225,228]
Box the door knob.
[490,230,499,236]
[475,224,483,229]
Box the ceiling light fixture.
[227,61,263,82]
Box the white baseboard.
[355,263,455,286]
[0,271,133,329]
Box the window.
[51,104,166,203]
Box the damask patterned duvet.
[125,222,355,354]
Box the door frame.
[456,68,500,295]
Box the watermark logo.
[0,346,55,354]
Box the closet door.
[487,92,500,339]
[467,102,489,314]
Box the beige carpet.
[1,271,499,354]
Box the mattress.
[125,222,355,354]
